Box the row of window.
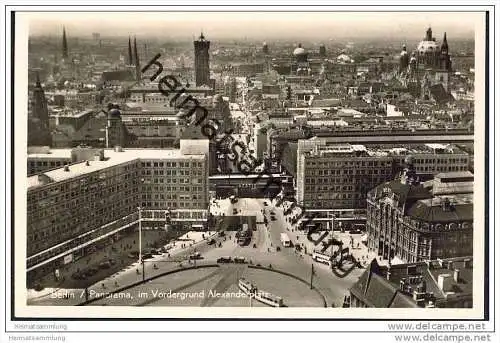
[140,169,204,176]
[305,160,392,167]
[304,169,392,177]
[140,202,206,209]
[303,177,389,185]
[301,200,367,208]
[141,193,205,201]
[140,161,204,168]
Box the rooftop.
[350,257,473,308]
[27,148,205,190]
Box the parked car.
[233,208,238,215]
[99,261,112,269]
[233,256,246,264]
[349,230,363,235]
[208,239,216,245]
[263,201,268,206]
[270,211,276,215]
[189,252,202,260]
[271,216,277,221]
[217,256,232,263]
[141,253,153,261]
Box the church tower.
[62,26,68,59]
[194,32,211,87]
[439,32,452,71]
[127,36,133,66]
[133,36,141,81]
[29,72,52,146]
[32,72,49,129]
[319,44,326,58]
[399,44,409,73]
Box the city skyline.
[24,11,479,40]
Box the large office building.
[26,140,209,283]
[296,139,470,210]
[296,140,394,211]
[366,169,473,264]
[293,139,470,230]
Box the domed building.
[292,43,311,76]
[106,105,125,148]
[336,52,354,64]
[415,27,452,72]
[293,43,308,63]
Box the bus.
[312,251,334,267]
[255,290,284,307]
[238,278,256,295]
[280,233,292,247]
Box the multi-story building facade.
[297,140,395,210]
[27,147,73,176]
[294,139,471,230]
[26,141,209,284]
[366,170,473,264]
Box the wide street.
[29,197,364,307]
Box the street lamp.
[138,206,145,281]
[330,213,336,258]
[138,206,142,264]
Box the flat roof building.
[26,142,209,284]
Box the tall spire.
[62,26,68,59]
[441,32,449,52]
[35,71,41,88]
[128,36,133,65]
[133,36,140,81]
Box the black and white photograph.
[2,3,497,342]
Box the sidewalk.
[27,230,218,305]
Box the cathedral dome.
[417,40,439,54]
[337,53,353,63]
[293,43,307,56]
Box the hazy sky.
[24,12,480,40]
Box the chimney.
[63,165,70,172]
[93,154,101,161]
[453,269,460,283]
[437,274,453,292]
[114,145,123,152]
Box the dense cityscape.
[26,21,475,309]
